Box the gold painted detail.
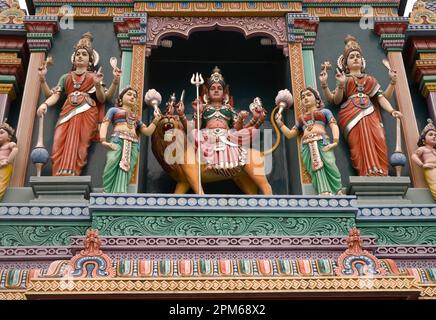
[0,0,25,24]
[307,7,397,20]
[410,0,436,25]
[36,7,133,19]
[135,2,300,16]
[419,53,436,60]
[422,82,436,97]
[25,276,420,296]
[0,291,26,300]
[0,83,16,100]
[420,284,436,300]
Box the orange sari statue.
[37,32,121,176]
[319,35,402,176]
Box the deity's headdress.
[337,35,366,73]
[71,32,100,70]
[206,66,226,89]
[418,118,436,147]
[202,66,232,106]
[0,123,16,143]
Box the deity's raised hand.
[335,68,346,86]
[93,66,104,86]
[319,69,328,85]
[176,101,185,116]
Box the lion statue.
[151,106,281,195]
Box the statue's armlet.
[415,147,425,157]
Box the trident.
[191,72,204,194]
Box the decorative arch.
[146,16,288,56]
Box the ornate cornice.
[23,16,59,52]
[374,17,408,52]
[136,2,300,16]
[286,13,319,50]
[113,12,147,51]
[145,16,288,56]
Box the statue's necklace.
[302,110,316,131]
[351,74,368,106]
[72,72,86,89]
[124,108,137,129]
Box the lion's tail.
[262,106,281,156]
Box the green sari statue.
[100,87,161,193]
[275,87,343,195]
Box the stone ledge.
[90,193,358,212]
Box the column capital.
[23,16,59,52]
[420,76,436,97]
[286,13,319,50]
[0,83,16,100]
[374,17,409,52]
[113,13,147,51]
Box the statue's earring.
[223,94,229,105]
[203,94,209,104]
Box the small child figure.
[0,123,18,201]
[412,119,436,200]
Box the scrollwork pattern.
[93,216,354,237]
[361,226,436,245]
[0,226,89,246]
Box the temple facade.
[0,0,435,300]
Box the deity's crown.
[343,35,362,59]
[74,32,94,53]
[207,66,226,88]
[422,118,436,136]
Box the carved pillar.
[114,13,147,191]
[374,17,426,188]
[286,13,319,189]
[10,16,59,187]
[0,2,27,123]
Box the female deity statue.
[175,67,272,195]
[99,87,161,193]
[0,123,18,200]
[412,119,436,200]
[319,35,402,176]
[36,32,121,176]
[275,87,342,195]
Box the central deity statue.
[152,67,275,195]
